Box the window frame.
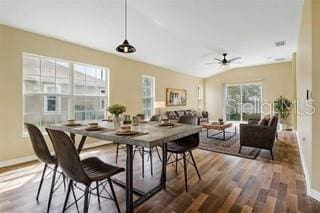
[224,82,262,122]
[142,75,155,119]
[22,53,109,135]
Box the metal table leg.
[126,144,134,213]
[161,143,167,189]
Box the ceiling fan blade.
[205,62,220,65]
[214,58,223,62]
[228,57,242,62]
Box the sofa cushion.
[185,110,193,116]
[258,115,270,126]
[175,110,185,117]
[167,111,178,120]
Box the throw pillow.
[258,115,270,126]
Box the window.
[142,75,155,119]
[23,53,108,132]
[225,83,262,121]
[197,86,204,111]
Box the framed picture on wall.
[166,88,187,106]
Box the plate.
[158,123,175,127]
[139,121,148,123]
[102,119,113,122]
[115,131,139,136]
[65,123,82,127]
[85,127,104,131]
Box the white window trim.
[23,53,110,135]
[142,75,155,119]
[224,82,263,122]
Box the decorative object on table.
[86,122,104,131]
[132,116,139,126]
[116,0,136,53]
[123,114,132,125]
[273,96,292,131]
[166,88,187,106]
[218,118,224,125]
[108,104,126,130]
[65,119,82,127]
[160,118,169,125]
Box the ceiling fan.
[206,53,242,66]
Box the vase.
[113,115,121,130]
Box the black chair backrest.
[150,115,161,122]
[46,128,91,185]
[24,123,56,164]
[136,114,145,120]
[177,116,199,147]
[178,115,199,126]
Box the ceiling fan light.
[116,39,136,53]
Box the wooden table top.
[50,121,202,148]
[202,122,233,130]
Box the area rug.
[198,130,261,159]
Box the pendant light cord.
[125,0,127,39]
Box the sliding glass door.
[225,83,262,121]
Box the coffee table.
[202,122,237,140]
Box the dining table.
[50,121,202,212]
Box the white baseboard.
[0,140,112,168]
[295,131,320,201]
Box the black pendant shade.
[116,39,136,53]
[116,0,136,53]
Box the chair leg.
[270,149,274,160]
[189,151,201,180]
[36,163,48,201]
[47,164,57,213]
[175,154,178,174]
[156,146,162,161]
[96,181,101,210]
[238,146,242,154]
[115,143,119,164]
[83,185,90,213]
[108,178,120,213]
[183,153,188,192]
[150,149,153,176]
[63,180,73,213]
[142,147,145,178]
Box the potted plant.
[273,96,292,131]
[108,104,126,130]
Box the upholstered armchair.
[239,115,278,160]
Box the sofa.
[165,110,209,124]
[239,114,279,160]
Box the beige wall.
[0,25,204,162]
[204,62,295,127]
[296,0,320,195]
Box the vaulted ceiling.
[0,0,304,78]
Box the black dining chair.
[167,115,201,191]
[46,128,125,213]
[115,114,161,177]
[24,123,63,213]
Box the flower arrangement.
[108,104,126,117]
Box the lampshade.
[154,101,165,108]
[116,39,136,53]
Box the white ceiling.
[0,0,304,78]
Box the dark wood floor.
[0,132,319,212]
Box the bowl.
[88,122,99,128]
[119,125,131,133]
[67,119,76,125]
[160,119,169,124]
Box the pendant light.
[116,0,136,53]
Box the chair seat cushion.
[167,141,197,153]
[81,157,124,181]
